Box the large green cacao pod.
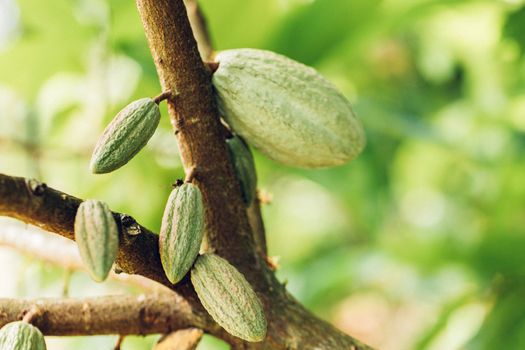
[74,199,119,282]
[226,135,257,205]
[160,183,205,285]
[90,97,161,174]
[0,322,46,350]
[191,254,267,342]
[212,48,366,168]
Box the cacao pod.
[226,135,257,205]
[160,183,205,284]
[212,48,366,168]
[191,254,267,342]
[0,321,46,350]
[74,199,119,282]
[90,97,160,174]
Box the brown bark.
[0,295,207,336]
[135,0,259,268]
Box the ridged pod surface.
[0,321,46,350]
[191,254,267,342]
[160,183,205,284]
[74,199,119,282]
[213,48,366,168]
[226,135,257,205]
[90,98,160,173]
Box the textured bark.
[135,0,259,269]
[0,295,207,336]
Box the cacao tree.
[2,0,524,349]
[0,0,370,349]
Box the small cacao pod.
[74,199,119,282]
[191,254,267,342]
[226,135,257,205]
[160,183,205,284]
[90,97,161,174]
[0,321,46,350]
[212,48,366,168]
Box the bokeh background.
[1,0,525,349]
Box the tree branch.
[0,295,206,336]
[154,328,203,350]
[183,0,269,257]
[135,0,260,269]
[0,173,171,286]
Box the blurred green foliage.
[1,0,525,349]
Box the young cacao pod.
[90,97,161,174]
[226,135,257,205]
[191,254,267,342]
[0,321,46,350]
[160,183,205,285]
[74,199,119,282]
[212,48,366,168]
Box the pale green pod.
[226,135,257,205]
[90,97,161,174]
[213,48,366,168]
[74,199,119,282]
[191,254,267,342]
[160,183,205,285]
[0,321,47,350]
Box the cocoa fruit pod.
[74,199,119,282]
[191,254,267,342]
[226,135,257,205]
[90,97,161,174]
[160,183,205,284]
[0,321,46,350]
[212,48,366,168]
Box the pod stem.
[22,305,42,324]
[153,90,175,104]
[185,166,198,183]
[204,61,219,74]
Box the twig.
[114,335,125,350]
[154,90,175,104]
[154,328,203,350]
[183,0,214,60]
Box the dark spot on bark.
[26,178,47,196]
[120,214,142,236]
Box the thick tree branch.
[182,0,269,256]
[0,295,205,336]
[0,173,171,286]
[135,0,260,269]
